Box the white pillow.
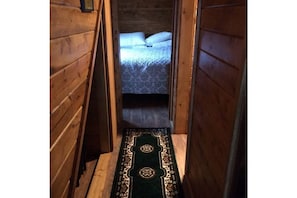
[152,40,172,47]
[120,32,146,47]
[145,32,172,45]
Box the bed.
[119,32,172,94]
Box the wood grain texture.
[84,28,112,156]
[51,143,76,198]
[171,134,187,181]
[201,6,246,37]
[118,0,173,34]
[104,0,118,150]
[86,153,112,198]
[50,53,90,112]
[202,0,245,8]
[50,0,100,10]
[68,1,104,196]
[50,107,82,183]
[118,0,173,9]
[50,31,95,74]
[118,9,172,23]
[199,29,245,68]
[122,94,170,128]
[50,4,97,39]
[51,80,87,146]
[111,0,123,133]
[119,23,172,35]
[74,160,97,198]
[61,181,70,198]
[50,0,81,8]
[174,0,198,134]
[198,50,239,97]
[50,0,102,197]
[185,0,246,197]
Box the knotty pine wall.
[118,0,173,35]
[50,0,101,197]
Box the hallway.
[86,94,187,197]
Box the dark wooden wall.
[50,0,102,197]
[118,0,173,34]
[184,0,246,197]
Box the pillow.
[152,40,172,47]
[145,31,172,45]
[120,32,146,47]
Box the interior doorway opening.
[111,0,179,130]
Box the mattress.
[120,44,171,94]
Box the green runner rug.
[111,128,183,198]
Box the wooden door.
[184,0,246,197]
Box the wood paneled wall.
[184,0,246,197]
[173,0,198,134]
[50,0,102,197]
[117,0,173,34]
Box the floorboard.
[86,94,187,197]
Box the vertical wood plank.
[174,0,198,134]
[104,0,118,148]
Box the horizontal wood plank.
[50,0,80,8]
[190,117,226,190]
[118,0,173,34]
[186,70,238,196]
[202,0,245,8]
[201,6,246,37]
[119,10,172,24]
[199,30,245,68]
[51,142,76,198]
[119,23,172,35]
[50,107,82,181]
[51,4,97,39]
[50,0,100,10]
[187,147,222,197]
[51,80,87,146]
[194,70,235,146]
[50,52,91,111]
[119,0,173,9]
[198,50,239,97]
[50,31,95,74]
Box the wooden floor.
[87,94,187,197]
[122,94,171,128]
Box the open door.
[183,0,246,197]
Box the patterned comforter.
[120,44,171,94]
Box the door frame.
[110,0,180,132]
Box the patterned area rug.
[111,128,183,198]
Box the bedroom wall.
[50,0,102,197]
[117,0,173,35]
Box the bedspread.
[120,45,171,94]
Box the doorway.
[111,0,176,129]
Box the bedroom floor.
[122,94,171,128]
[86,94,187,197]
